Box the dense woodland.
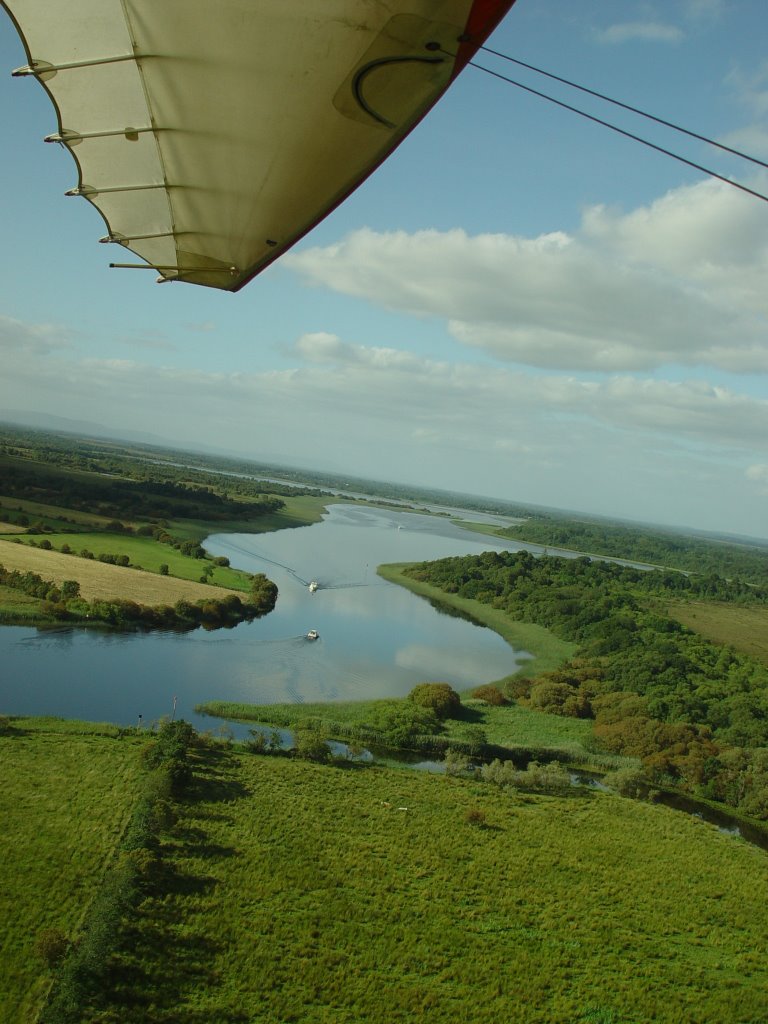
[405,550,768,819]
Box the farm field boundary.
[0,539,242,605]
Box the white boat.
[308,581,318,593]
[306,629,319,640]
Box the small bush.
[293,725,331,763]
[529,680,574,715]
[482,758,572,795]
[408,683,462,719]
[465,807,487,827]
[471,684,507,705]
[246,728,283,755]
[35,928,70,969]
[443,748,471,776]
[602,766,652,800]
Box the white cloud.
[294,331,428,371]
[5,325,768,457]
[285,179,768,373]
[595,22,684,45]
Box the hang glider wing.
[3,0,515,291]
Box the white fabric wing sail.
[4,0,515,291]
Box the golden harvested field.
[0,521,26,533]
[668,600,768,665]
[0,539,242,604]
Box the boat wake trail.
[212,537,311,587]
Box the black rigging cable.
[480,46,768,173]
[464,57,768,205]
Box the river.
[0,503,536,731]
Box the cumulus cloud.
[294,332,428,371]
[285,179,768,373]
[595,22,684,45]
[6,322,768,459]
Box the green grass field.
[0,719,142,1023]
[10,532,253,590]
[668,599,768,666]
[4,722,768,1023]
[102,749,768,1024]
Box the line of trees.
[38,721,198,1023]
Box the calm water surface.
[0,504,531,730]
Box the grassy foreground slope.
[0,719,142,1023]
[104,749,768,1024]
[2,724,768,1022]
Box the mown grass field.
[0,719,142,1023]
[0,521,26,534]
[668,599,768,666]
[377,562,577,679]
[102,748,768,1024]
[0,539,243,604]
[4,531,252,588]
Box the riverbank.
[377,561,576,679]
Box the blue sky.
[2,1,768,538]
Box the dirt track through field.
[0,540,242,604]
